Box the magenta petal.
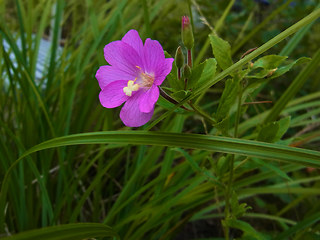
[120,91,154,127]
[122,29,144,58]
[139,85,159,113]
[143,38,165,71]
[104,41,142,74]
[99,81,129,108]
[95,65,136,90]
[154,58,174,86]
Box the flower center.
[136,66,154,88]
[123,79,139,97]
[122,66,155,97]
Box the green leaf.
[213,117,230,136]
[172,90,189,101]
[188,58,217,90]
[252,55,287,70]
[1,223,119,240]
[12,131,320,167]
[257,122,280,143]
[257,116,290,143]
[252,158,292,181]
[209,34,233,70]
[214,78,239,122]
[216,155,230,177]
[165,51,184,91]
[274,116,291,142]
[246,55,287,79]
[264,49,320,123]
[274,211,320,240]
[247,56,310,79]
[268,57,310,79]
[1,131,320,231]
[223,219,266,240]
[157,96,186,114]
[231,191,252,218]
[167,71,184,91]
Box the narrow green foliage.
[1,223,119,240]
[280,3,320,56]
[265,48,320,123]
[7,131,320,165]
[174,148,220,185]
[232,0,295,55]
[274,211,320,240]
[223,219,267,240]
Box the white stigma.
[123,80,139,96]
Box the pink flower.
[96,30,174,127]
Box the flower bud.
[175,46,184,69]
[183,64,191,79]
[181,16,194,50]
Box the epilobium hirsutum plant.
[1,1,320,240]
[96,29,174,127]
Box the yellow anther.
[123,80,140,96]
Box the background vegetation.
[1,0,319,239]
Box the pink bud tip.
[182,16,190,29]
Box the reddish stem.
[187,49,192,68]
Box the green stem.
[234,83,243,139]
[188,102,216,125]
[159,87,190,111]
[224,80,243,239]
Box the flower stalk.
[187,49,192,68]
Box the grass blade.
[264,48,320,123]
[1,223,119,240]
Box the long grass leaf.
[1,223,119,240]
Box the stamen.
[135,66,154,88]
